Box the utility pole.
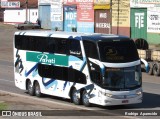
[117,0,119,35]
[110,0,112,34]
[26,0,28,21]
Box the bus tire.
[27,80,35,96]
[34,81,42,97]
[82,90,91,107]
[148,62,153,75]
[153,62,160,76]
[71,88,81,105]
[134,38,148,50]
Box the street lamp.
[117,0,120,35]
[110,0,112,34]
[26,0,28,21]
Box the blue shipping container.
[39,5,51,29]
[64,6,77,32]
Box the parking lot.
[0,23,160,118]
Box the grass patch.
[0,102,8,110]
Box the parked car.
[15,21,41,30]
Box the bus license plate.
[122,100,129,103]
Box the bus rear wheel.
[27,80,35,96]
[148,62,153,75]
[71,88,81,105]
[35,82,42,97]
[82,90,90,107]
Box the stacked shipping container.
[38,0,160,44]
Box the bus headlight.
[99,91,113,98]
[106,93,113,98]
[136,89,142,95]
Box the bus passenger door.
[89,62,102,85]
[83,40,103,101]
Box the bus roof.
[14,30,92,37]
[14,30,130,42]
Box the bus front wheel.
[27,80,35,96]
[35,82,42,97]
[71,88,81,105]
[82,90,90,107]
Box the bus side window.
[32,36,48,52]
[15,35,23,49]
[19,36,34,51]
[47,38,56,53]
[15,36,56,53]
[69,39,82,59]
[15,35,34,51]
[53,38,67,54]
[22,36,29,50]
[28,36,37,51]
[38,64,86,84]
[83,40,98,59]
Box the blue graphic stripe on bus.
[141,58,149,73]
[101,66,105,76]
[42,78,58,91]
[15,50,24,75]
[42,78,56,87]
[80,61,86,72]
[42,78,70,91]
[68,36,81,40]
[69,55,86,72]
[32,69,38,77]
[68,36,73,40]
[25,63,38,77]
[63,81,68,91]
[69,56,82,61]
[74,36,81,41]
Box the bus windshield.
[98,40,139,63]
[102,65,142,90]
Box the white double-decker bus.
[14,31,142,106]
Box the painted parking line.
[0,78,14,83]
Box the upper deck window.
[83,40,99,59]
[98,39,139,63]
[69,39,82,59]
[14,35,67,54]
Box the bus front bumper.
[89,89,143,106]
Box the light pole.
[110,0,112,34]
[117,0,119,35]
[26,0,28,21]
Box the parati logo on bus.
[37,54,55,64]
